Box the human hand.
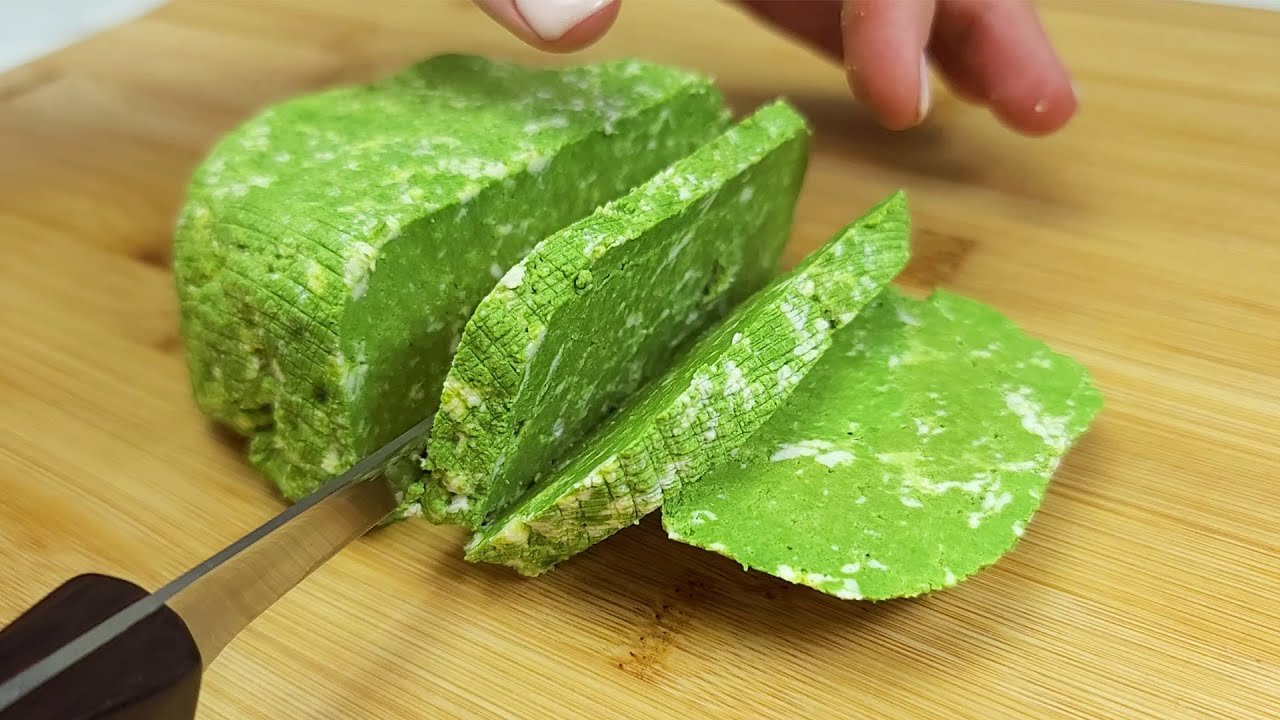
[472,0,1077,136]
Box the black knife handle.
[0,574,202,720]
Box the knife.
[0,414,434,720]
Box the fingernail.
[514,0,611,41]
[917,54,932,123]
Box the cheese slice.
[662,287,1103,599]
[465,192,911,574]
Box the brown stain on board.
[154,333,183,354]
[898,228,977,290]
[133,242,172,270]
[614,571,714,681]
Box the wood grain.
[2,1,1277,718]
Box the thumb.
[473,0,621,52]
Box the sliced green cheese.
[418,101,811,528]
[662,288,1103,600]
[173,53,730,504]
[465,191,912,575]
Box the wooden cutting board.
[1,1,1277,717]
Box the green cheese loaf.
[174,53,730,505]
[662,288,1103,599]
[175,53,1101,599]
[418,101,810,529]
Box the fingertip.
[537,0,621,53]
[929,0,1079,136]
[842,0,936,131]
[990,70,1078,136]
[845,63,926,132]
[475,0,619,53]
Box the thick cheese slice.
[419,101,811,528]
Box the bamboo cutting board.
[1,1,1277,718]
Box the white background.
[1,0,1277,74]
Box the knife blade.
[0,414,434,719]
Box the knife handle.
[0,574,202,720]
